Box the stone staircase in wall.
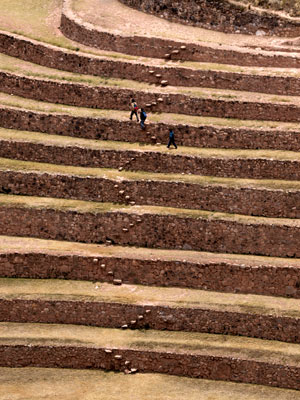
[0,0,300,398]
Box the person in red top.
[129,98,139,122]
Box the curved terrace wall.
[1,107,300,152]
[0,205,299,257]
[119,0,300,36]
[2,72,300,123]
[60,2,300,67]
[1,169,299,218]
[1,298,300,343]
[2,138,300,181]
[1,344,300,390]
[1,251,300,298]
[1,33,300,97]
[2,31,300,92]
[2,1,300,388]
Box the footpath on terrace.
[0,0,299,399]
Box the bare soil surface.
[1,368,300,400]
[71,0,298,50]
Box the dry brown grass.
[2,51,300,104]
[2,157,300,192]
[0,193,299,227]
[1,367,300,400]
[2,92,300,131]
[1,278,300,317]
[0,234,299,266]
[2,127,300,162]
[2,322,300,366]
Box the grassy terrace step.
[1,322,300,389]
[0,0,280,48]
[1,0,300,70]
[0,194,299,258]
[4,51,300,105]
[3,55,300,122]
[1,235,300,298]
[1,157,300,218]
[2,369,300,400]
[1,0,300,101]
[3,0,299,74]
[61,0,300,68]
[74,0,300,43]
[1,5,300,81]
[2,31,300,97]
[1,128,300,181]
[2,98,300,152]
[1,278,300,343]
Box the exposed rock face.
[247,0,300,17]
[119,0,300,36]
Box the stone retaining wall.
[4,72,300,123]
[0,170,299,218]
[60,5,300,68]
[1,251,299,298]
[1,139,299,181]
[1,299,300,343]
[0,206,299,257]
[0,345,299,390]
[2,32,300,95]
[119,0,300,36]
[2,72,300,123]
[1,107,300,151]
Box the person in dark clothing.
[140,108,147,130]
[129,98,139,122]
[167,128,177,149]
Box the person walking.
[167,128,177,149]
[129,98,139,122]
[140,108,147,130]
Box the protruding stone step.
[1,103,300,151]
[3,27,300,96]
[1,278,300,343]
[1,322,300,389]
[1,236,300,298]
[3,68,300,122]
[1,158,299,218]
[1,129,300,181]
[60,0,300,69]
[0,195,299,258]
[1,1,300,394]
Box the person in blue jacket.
[140,108,147,130]
[167,128,177,149]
